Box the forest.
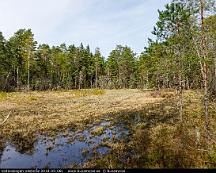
[0,1,215,93]
[0,0,216,169]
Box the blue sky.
[0,0,170,57]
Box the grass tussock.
[91,126,105,136]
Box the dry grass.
[0,89,164,141]
[81,90,216,169]
[2,89,215,168]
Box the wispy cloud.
[0,0,170,57]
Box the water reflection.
[0,120,129,168]
[0,101,178,169]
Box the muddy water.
[0,120,129,168]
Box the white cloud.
[0,0,83,40]
[0,0,171,57]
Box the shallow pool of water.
[0,120,129,168]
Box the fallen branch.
[188,145,209,153]
[0,111,11,126]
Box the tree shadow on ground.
[83,98,208,168]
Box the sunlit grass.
[1,89,156,140]
[0,92,8,101]
[72,89,105,97]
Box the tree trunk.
[146,72,149,89]
[200,0,210,150]
[178,74,183,122]
[27,51,30,91]
[79,82,81,90]
[3,72,10,91]
[75,76,77,89]
[214,57,216,94]
[95,65,98,88]
[186,78,190,90]
[214,57,216,81]
[90,75,93,89]
[16,67,19,89]
[79,71,82,90]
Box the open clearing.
[0,89,163,138]
[0,89,216,168]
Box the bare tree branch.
[0,111,11,126]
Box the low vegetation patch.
[0,89,162,147]
[0,92,8,101]
[91,126,105,136]
[82,90,216,168]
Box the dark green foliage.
[0,1,215,92]
[0,32,10,91]
[106,45,137,88]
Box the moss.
[102,136,110,142]
[134,122,147,130]
[91,126,105,136]
[82,148,89,157]
[72,89,105,97]
[9,132,37,154]
[78,135,85,142]
[0,92,8,101]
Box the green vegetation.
[0,92,7,101]
[1,11,215,92]
[91,126,105,136]
[0,0,216,169]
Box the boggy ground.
[0,89,163,149]
[0,89,216,168]
[81,90,216,168]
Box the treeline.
[0,0,215,93]
[0,33,138,91]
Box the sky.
[0,0,171,57]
